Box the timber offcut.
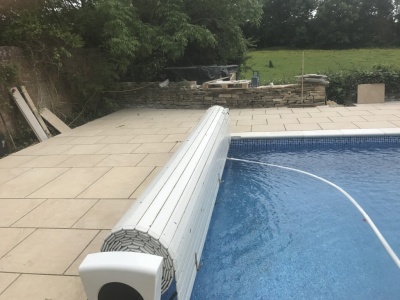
[202,80,251,90]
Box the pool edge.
[231,128,400,139]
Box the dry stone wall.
[113,82,327,109]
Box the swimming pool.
[191,136,400,299]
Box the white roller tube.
[101,106,230,299]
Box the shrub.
[325,65,400,104]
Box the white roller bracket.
[79,106,230,300]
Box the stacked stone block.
[115,82,327,109]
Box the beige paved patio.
[1,102,400,299]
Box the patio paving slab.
[156,127,191,135]
[138,153,173,167]
[0,228,35,258]
[12,199,97,228]
[281,112,311,119]
[98,128,137,136]
[319,122,360,130]
[252,124,286,132]
[29,167,110,199]
[253,113,282,120]
[72,200,135,229]
[56,154,108,167]
[96,135,136,144]
[235,115,267,126]
[240,109,266,115]
[362,115,400,121]
[65,144,107,155]
[337,110,373,116]
[0,156,35,168]
[95,153,146,167]
[298,117,332,124]
[309,111,342,117]
[365,109,400,115]
[0,199,45,227]
[285,123,322,131]
[0,274,86,300]
[19,155,71,168]
[28,144,74,156]
[94,143,140,154]
[59,129,105,137]
[0,168,68,198]
[354,121,398,129]
[130,134,168,143]
[134,142,176,153]
[162,134,188,143]
[0,273,19,295]
[0,229,98,274]
[230,125,251,132]
[128,128,161,134]
[178,121,199,128]
[78,167,153,199]
[65,230,110,275]
[0,168,30,185]
[267,118,299,125]
[67,136,106,145]
[230,114,253,121]
[328,116,367,123]
[390,120,400,127]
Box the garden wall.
[113,82,327,109]
[0,46,74,134]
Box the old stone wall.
[0,46,76,136]
[113,82,327,109]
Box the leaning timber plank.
[9,87,48,142]
[40,108,71,133]
[20,86,52,138]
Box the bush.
[0,63,18,85]
[325,65,400,104]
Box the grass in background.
[243,49,400,85]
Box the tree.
[312,0,395,48]
[395,0,400,44]
[0,0,83,67]
[355,0,395,46]
[0,0,264,80]
[177,0,263,66]
[311,0,361,48]
[254,0,317,48]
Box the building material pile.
[202,80,250,90]
[295,74,329,85]
[9,86,71,142]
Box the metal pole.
[301,51,304,103]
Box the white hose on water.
[227,157,400,270]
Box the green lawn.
[243,49,400,85]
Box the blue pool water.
[191,138,400,300]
